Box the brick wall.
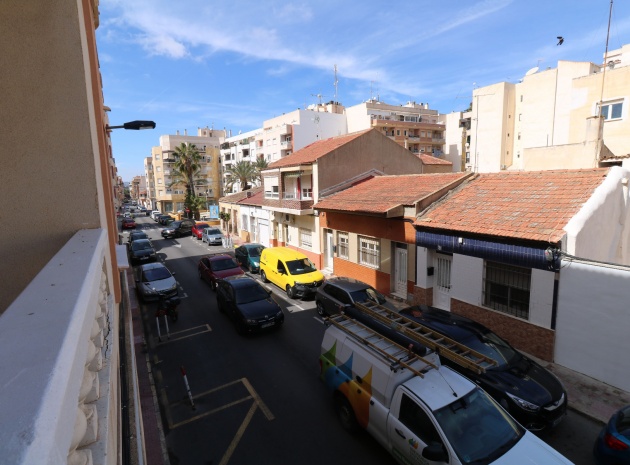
[333,258,391,295]
[411,285,433,306]
[451,299,555,362]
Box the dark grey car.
[161,219,196,238]
[315,277,395,316]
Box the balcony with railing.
[0,229,120,464]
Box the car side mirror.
[422,443,447,462]
[171,272,176,276]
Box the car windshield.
[235,283,270,304]
[170,221,182,228]
[350,287,386,305]
[143,267,171,282]
[434,388,524,465]
[286,258,317,275]
[246,246,264,257]
[130,233,147,241]
[195,224,208,230]
[456,331,517,368]
[132,241,153,251]
[205,228,222,235]
[212,258,239,271]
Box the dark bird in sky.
[557,36,564,45]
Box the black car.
[216,275,284,334]
[127,230,148,246]
[128,238,157,265]
[398,305,567,432]
[157,214,174,225]
[315,277,396,317]
[161,219,196,238]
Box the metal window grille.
[337,233,349,259]
[300,228,312,249]
[359,236,379,268]
[483,261,531,319]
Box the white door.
[393,243,408,298]
[433,254,452,311]
[323,229,334,271]
[259,219,269,247]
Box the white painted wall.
[451,254,484,305]
[415,246,431,289]
[554,259,630,392]
[564,166,630,265]
[529,269,556,328]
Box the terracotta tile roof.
[267,129,371,169]
[237,189,264,206]
[219,186,263,204]
[314,173,470,215]
[416,153,452,165]
[414,169,609,243]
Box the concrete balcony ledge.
[0,229,117,465]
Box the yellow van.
[260,247,325,299]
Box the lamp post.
[106,120,156,131]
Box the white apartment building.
[149,127,225,213]
[143,156,155,209]
[468,43,630,173]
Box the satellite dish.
[525,66,539,76]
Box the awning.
[416,231,560,271]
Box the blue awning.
[416,231,560,271]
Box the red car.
[191,222,209,240]
[198,254,244,290]
[121,218,136,229]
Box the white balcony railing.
[0,229,118,465]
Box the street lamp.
[106,120,156,131]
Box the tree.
[253,156,269,184]
[224,161,256,192]
[169,143,206,217]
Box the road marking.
[156,324,212,345]
[219,402,258,465]
[286,304,307,313]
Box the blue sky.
[97,0,630,182]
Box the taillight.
[604,432,629,451]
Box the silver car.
[135,262,178,302]
[202,227,224,245]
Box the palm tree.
[224,161,256,192]
[253,156,269,184]
[169,142,206,217]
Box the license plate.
[261,322,274,328]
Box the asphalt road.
[127,216,604,465]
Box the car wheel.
[260,270,269,283]
[316,301,326,317]
[334,394,358,433]
[286,285,296,299]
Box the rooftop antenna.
[333,64,338,103]
[311,93,324,105]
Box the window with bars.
[300,228,312,249]
[483,261,531,319]
[337,232,349,259]
[359,236,380,268]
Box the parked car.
[396,305,567,432]
[315,277,396,317]
[593,405,630,465]
[128,239,157,265]
[157,214,174,225]
[191,222,209,240]
[135,262,178,302]
[216,275,284,334]
[127,231,149,247]
[259,247,324,299]
[201,226,224,245]
[198,254,245,290]
[161,219,196,239]
[121,218,136,229]
[234,243,265,273]
[150,211,162,220]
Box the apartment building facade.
[150,127,225,213]
[468,44,630,173]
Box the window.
[600,100,623,120]
[399,394,443,446]
[300,228,312,249]
[465,152,470,163]
[156,166,161,172]
[264,176,279,199]
[396,130,401,136]
[157,179,163,185]
[155,154,160,160]
[241,214,248,231]
[359,236,379,268]
[483,261,531,319]
[337,232,349,259]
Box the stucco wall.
[0,0,103,312]
[554,259,630,392]
[564,166,630,265]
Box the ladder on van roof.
[353,301,497,374]
[326,313,438,379]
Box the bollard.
[180,366,196,410]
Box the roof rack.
[325,313,438,378]
[353,301,497,374]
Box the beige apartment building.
[150,127,225,213]
[469,44,630,173]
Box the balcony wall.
[0,229,119,465]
